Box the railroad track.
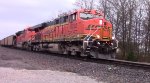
[54,54,150,70]
[47,52,150,70]
[3,46,150,70]
[87,58,150,69]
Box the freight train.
[0,9,118,59]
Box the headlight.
[99,20,103,25]
[96,35,100,39]
[112,36,115,40]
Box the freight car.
[0,35,15,47]
[1,9,118,59]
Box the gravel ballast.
[0,46,150,83]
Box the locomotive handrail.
[83,25,92,40]
[87,26,99,41]
[83,26,99,50]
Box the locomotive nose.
[101,26,111,41]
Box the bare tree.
[143,0,150,56]
[74,0,150,61]
[74,0,95,9]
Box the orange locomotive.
[1,9,118,59]
[29,9,118,58]
[15,28,35,49]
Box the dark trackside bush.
[127,51,137,61]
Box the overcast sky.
[0,0,76,39]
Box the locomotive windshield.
[80,13,103,20]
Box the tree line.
[75,0,150,62]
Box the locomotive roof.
[31,22,48,30]
[16,31,23,36]
[30,9,104,31]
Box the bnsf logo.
[86,25,102,30]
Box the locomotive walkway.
[0,46,150,83]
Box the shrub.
[127,51,137,61]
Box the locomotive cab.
[77,9,112,42]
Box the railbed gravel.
[0,46,150,83]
